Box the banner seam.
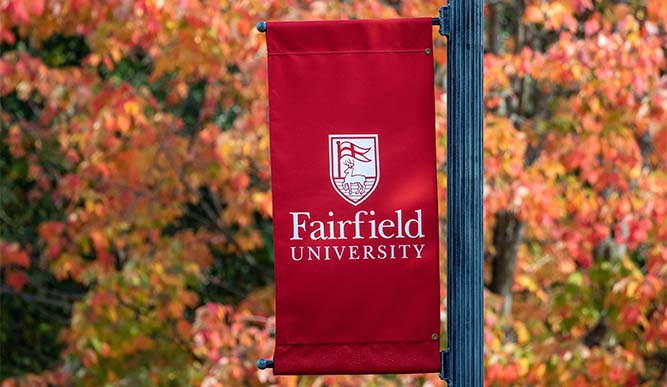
[276,339,439,346]
[268,49,426,56]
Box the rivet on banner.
[431,333,438,340]
[425,48,432,55]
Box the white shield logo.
[329,134,379,206]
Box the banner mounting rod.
[257,358,274,369]
[256,5,450,36]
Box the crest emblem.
[329,134,379,205]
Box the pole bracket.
[431,5,451,37]
[440,348,452,382]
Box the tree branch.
[0,285,73,311]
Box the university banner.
[266,18,440,375]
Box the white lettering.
[291,246,304,261]
[333,246,346,260]
[369,210,378,239]
[395,210,404,238]
[414,244,425,258]
[363,245,374,259]
[307,246,320,261]
[377,245,387,259]
[287,209,430,263]
[405,210,424,238]
[290,212,310,240]
[349,245,360,260]
[337,220,352,239]
[379,219,395,238]
[309,220,327,240]
[399,244,410,258]
[353,210,367,239]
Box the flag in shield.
[328,134,379,205]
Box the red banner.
[267,17,440,375]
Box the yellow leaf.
[123,101,140,116]
[514,321,530,345]
[626,280,638,297]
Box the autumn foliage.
[1,0,666,386]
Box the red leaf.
[11,0,30,23]
[0,242,30,268]
[29,0,45,16]
[584,17,600,37]
[12,251,30,268]
[5,270,28,292]
[0,28,16,44]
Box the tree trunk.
[489,210,525,315]
[486,1,501,54]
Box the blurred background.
[1,0,666,386]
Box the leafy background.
[1,0,666,386]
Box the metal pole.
[444,1,485,386]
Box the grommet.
[425,48,432,55]
[432,333,439,340]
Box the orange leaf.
[177,319,192,340]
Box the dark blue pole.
[444,1,485,386]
